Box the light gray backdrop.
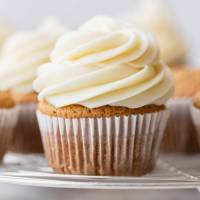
[0,0,199,63]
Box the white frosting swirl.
[0,19,65,93]
[34,16,174,109]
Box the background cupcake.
[0,18,66,153]
[161,67,200,153]
[34,16,174,176]
[121,0,188,66]
[191,92,200,148]
[0,92,18,161]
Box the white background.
[0,0,199,64]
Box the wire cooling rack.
[0,153,200,189]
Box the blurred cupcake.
[34,16,174,176]
[191,92,200,147]
[161,68,200,153]
[0,92,18,161]
[0,17,66,153]
[122,0,188,66]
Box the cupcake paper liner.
[0,107,19,161]
[9,103,43,153]
[161,98,198,153]
[37,110,169,176]
[191,105,200,147]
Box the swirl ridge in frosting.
[34,16,174,108]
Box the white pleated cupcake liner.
[0,107,19,161]
[161,98,198,153]
[37,109,169,176]
[9,103,43,153]
[190,105,200,147]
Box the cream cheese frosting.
[122,0,187,65]
[0,18,66,94]
[33,16,174,109]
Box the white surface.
[0,184,200,200]
[1,154,200,190]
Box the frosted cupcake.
[161,68,200,153]
[34,16,174,176]
[122,0,188,65]
[0,18,66,153]
[0,92,18,161]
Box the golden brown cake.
[39,102,165,118]
[0,91,15,109]
[12,92,38,104]
[173,68,200,97]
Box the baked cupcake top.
[0,18,66,94]
[122,0,187,65]
[33,16,174,109]
[174,67,200,98]
[0,91,15,109]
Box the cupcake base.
[9,103,43,153]
[191,105,200,148]
[161,98,198,153]
[0,108,18,161]
[37,104,169,176]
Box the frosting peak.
[34,16,174,109]
[51,28,159,67]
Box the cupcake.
[34,16,174,176]
[0,18,66,153]
[122,0,188,66]
[161,68,200,153]
[0,92,18,161]
[191,92,200,147]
